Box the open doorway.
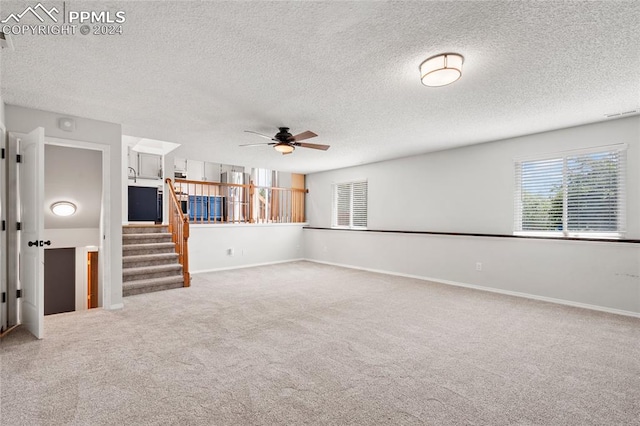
[44,143,103,313]
[3,119,117,339]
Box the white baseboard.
[107,303,124,310]
[192,258,305,274]
[306,259,640,319]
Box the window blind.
[515,147,626,237]
[333,180,368,229]
[351,181,368,228]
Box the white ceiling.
[2,1,639,174]
[44,144,102,229]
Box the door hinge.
[1,292,6,303]
[16,222,21,231]
[16,154,22,163]
[16,289,22,298]
[1,220,5,231]
[1,148,4,159]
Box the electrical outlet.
[475,262,482,272]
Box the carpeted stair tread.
[122,275,184,296]
[123,232,172,240]
[123,263,182,278]
[123,225,168,234]
[122,234,173,245]
[123,242,176,252]
[122,225,185,296]
[123,253,179,267]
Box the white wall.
[44,228,100,249]
[189,224,304,273]
[5,105,123,309]
[304,117,640,315]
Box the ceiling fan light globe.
[274,143,294,154]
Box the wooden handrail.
[173,178,308,224]
[174,178,308,193]
[165,178,190,287]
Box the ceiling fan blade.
[282,151,294,155]
[239,143,275,147]
[296,142,330,151]
[289,131,318,142]
[244,130,276,141]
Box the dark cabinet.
[128,186,162,222]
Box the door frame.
[46,137,112,309]
[76,245,99,310]
[0,123,6,332]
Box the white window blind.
[333,180,367,229]
[514,146,626,238]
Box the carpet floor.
[1,261,639,425]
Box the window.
[514,145,626,238]
[333,180,368,229]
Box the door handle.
[28,240,51,247]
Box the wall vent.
[605,109,639,119]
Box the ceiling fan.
[240,127,330,155]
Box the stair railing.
[165,178,190,287]
[173,178,308,224]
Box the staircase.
[122,225,185,296]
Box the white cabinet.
[204,162,221,182]
[129,148,162,180]
[127,148,162,179]
[186,159,203,181]
[138,153,162,179]
[174,158,187,173]
[186,160,220,182]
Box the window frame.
[514,144,626,239]
[332,179,368,230]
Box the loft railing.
[172,178,308,224]
[164,178,190,287]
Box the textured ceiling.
[44,144,102,229]
[2,1,639,173]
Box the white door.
[0,125,6,332]
[16,128,45,339]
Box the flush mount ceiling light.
[420,53,464,87]
[273,143,295,154]
[51,201,77,217]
